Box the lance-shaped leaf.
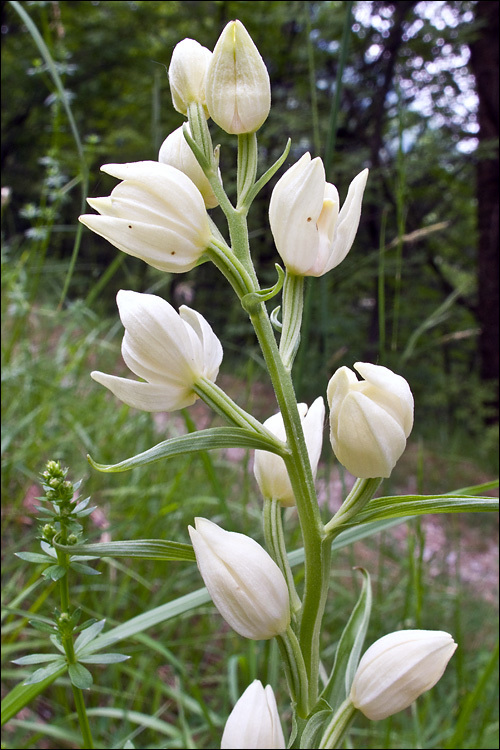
[335,493,499,530]
[54,539,196,563]
[321,568,372,712]
[88,426,287,473]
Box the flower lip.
[269,154,368,277]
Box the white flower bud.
[79,161,212,273]
[188,518,290,640]
[350,630,457,720]
[91,290,222,412]
[168,38,212,116]
[205,20,271,134]
[221,680,286,749]
[254,397,325,506]
[159,125,218,209]
[327,362,414,478]
[269,153,368,276]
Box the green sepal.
[68,662,93,690]
[88,426,286,473]
[241,264,285,313]
[320,568,372,712]
[54,539,196,563]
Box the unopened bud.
[205,20,271,134]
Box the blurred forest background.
[1,2,499,748]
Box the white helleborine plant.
[168,37,212,116]
[79,161,212,273]
[221,680,286,749]
[254,397,325,506]
[188,518,290,640]
[269,153,368,276]
[158,125,219,209]
[91,290,222,412]
[350,630,457,720]
[205,20,271,134]
[327,362,414,478]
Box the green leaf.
[1,664,67,724]
[321,569,372,711]
[69,561,101,576]
[12,653,61,665]
[23,659,67,685]
[78,653,130,664]
[68,662,93,690]
[55,538,196,563]
[41,565,67,581]
[74,619,106,654]
[87,426,286,473]
[300,708,333,749]
[15,552,52,563]
[28,620,56,634]
[342,494,499,529]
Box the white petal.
[91,371,195,412]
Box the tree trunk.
[469,0,499,420]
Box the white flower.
[327,362,414,478]
[205,20,271,134]
[188,518,290,640]
[350,630,457,720]
[221,680,286,749]
[159,125,218,209]
[79,161,211,273]
[168,38,212,116]
[254,397,325,506]
[91,290,222,412]
[269,153,368,276]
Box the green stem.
[72,687,95,749]
[237,132,258,207]
[199,128,330,710]
[56,545,94,748]
[249,303,329,709]
[60,631,94,748]
[324,478,382,538]
[318,697,357,749]
[263,498,302,616]
[276,626,310,718]
[194,377,285,444]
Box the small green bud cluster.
[41,460,75,507]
